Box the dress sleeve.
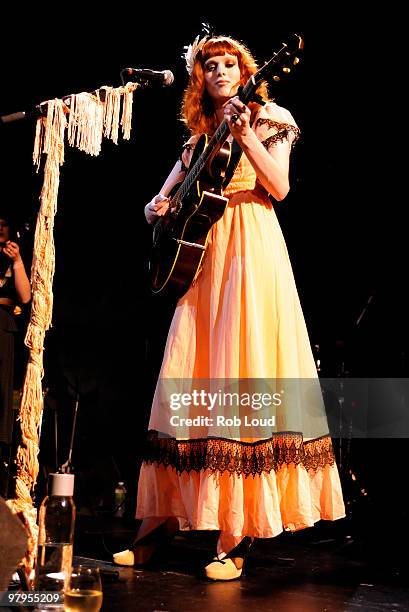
[253,102,300,150]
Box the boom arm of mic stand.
[0,88,112,126]
[0,108,43,124]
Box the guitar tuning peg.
[273,75,280,82]
[293,57,300,65]
[282,67,291,74]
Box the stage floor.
[72,514,409,611]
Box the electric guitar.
[150,33,303,297]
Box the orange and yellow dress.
[136,102,346,539]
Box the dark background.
[1,7,406,518]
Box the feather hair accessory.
[182,22,214,75]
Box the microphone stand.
[0,89,109,125]
[60,387,80,475]
[0,80,134,127]
[355,293,375,327]
[0,68,162,126]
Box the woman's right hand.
[144,194,170,225]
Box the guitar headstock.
[255,33,304,86]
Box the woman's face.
[203,53,241,106]
[0,218,10,245]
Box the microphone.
[124,67,174,86]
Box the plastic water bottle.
[114,481,126,518]
[35,473,76,608]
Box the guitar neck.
[175,121,229,202]
[174,82,258,203]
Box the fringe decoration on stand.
[7,81,139,580]
[7,99,66,576]
[67,92,104,156]
[102,86,121,144]
[121,85,135,140]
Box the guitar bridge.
[174,238,206,250]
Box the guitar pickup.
[174,238,206,250]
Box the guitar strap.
[222,138,243,191]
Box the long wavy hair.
[181,36,269,136]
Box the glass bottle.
[114,481,126,518]
[35,473,76,607]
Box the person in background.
[0,210,31,495]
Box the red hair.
[181,36,269,136]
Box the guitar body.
[150,134,233,297]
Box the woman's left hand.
[224,96,252,140]
[3,241,21,262]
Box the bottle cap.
[49,473,75,496]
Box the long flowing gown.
[136,102,346,539]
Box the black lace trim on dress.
[142,430,336,477]
[255,118,300,149]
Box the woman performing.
[114,31,345,580]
